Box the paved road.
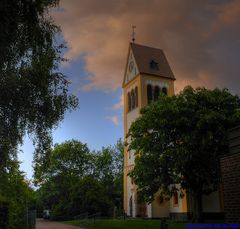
[36,218,83,229]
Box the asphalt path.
[36,218,84,229]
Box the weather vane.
[131,25,136,43]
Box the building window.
[128,92,131,112]
[127,87,138,112]
[162,87,168,95]
[154,86,160,101]
[129,196,133,217]
[150,60,159,70]
[135,87,138,107]
[147,84,153,104]
[157,194,164,205]
[131,89,135,110]
[173,192,178,205]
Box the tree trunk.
[192,190,203,222]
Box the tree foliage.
[35,139,124,220]
[0,1,78,226]
[0,0,78,171]
[127,86,240,222]
[0,160,35,229]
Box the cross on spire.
[131,25,136,43]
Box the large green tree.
[0,0,78,171]
[93,139,124,215]
[35,139,124,219]
[127,86,240,222]
[35,140,93,219]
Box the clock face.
[129,61,134,72]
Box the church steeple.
[123,43,175,87]
[123,42,176,217]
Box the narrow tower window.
[135,87,138,107]
[128,92,131,112]
[131,89,135,110]
[162,87,168,95]
[173,192,179,205]
[154,86,160,101]
[147,84,153,104]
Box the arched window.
[162,87,168,95]
[128,92,131,112]
[157,194,164,205]
[147,84,153,104]
[154,86,160,101]
[129,196,133,217]
[135,87,138,107]
[173,192,178,205]
[131,89,135,110]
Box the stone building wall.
[220,126,240,223]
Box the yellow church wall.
[123,74,176,215]
[182,190,188,212]
[170,194,183,213]
[169,185,188,214]
[151,193,170,218]
[123,46,176,215]
[123,75,141,213]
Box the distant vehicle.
[43,210,50,220]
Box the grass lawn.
[63,219,188,229]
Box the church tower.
[122,43,182,218]
[123,42,223,219]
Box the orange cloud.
[53,0,240,94]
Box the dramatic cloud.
[53,0,240,93]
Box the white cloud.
[112,94,124,110]
[106,115,121,126]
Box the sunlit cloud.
[53,0,240,94]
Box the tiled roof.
[130,43,175,80]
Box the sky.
[19,0,240,179]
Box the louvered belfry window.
[135,87,138,107]
[154,86,160,101]
[128,87,138,112]
[147,84,153,104]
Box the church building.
[122,42,223,219]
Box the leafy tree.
[0,0,78,171]
[0,1,77,225]
[35,140,93,219]
[127,86,240,222]
[35,139,124,219]
[93,139,124,215]
[69,176,113,217]
[94,148,114,181]
[112,139,124,213]
[0,159,35,229]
